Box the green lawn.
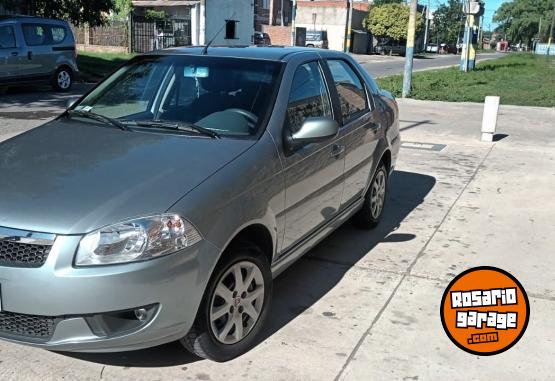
[77,51,135,82]
[377,53,555,107]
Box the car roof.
[153,45,349,62]
[0,15,68,24]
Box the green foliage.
[377,54,555,107]
[371,0,403,6]
[493,0,554,45]
[112,0,133,20]
[1,0,116,26]
[432,0,465,45]
[145,9,168,20]
[363,4,423,41]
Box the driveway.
[0,73,554,381]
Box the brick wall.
[262,25,292,46]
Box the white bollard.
[481,96,500,142]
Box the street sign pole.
[402,0,418,98]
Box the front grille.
[0,311,56,340]
[0,240,51,267]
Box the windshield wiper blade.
[67,110,129,131]
[127,120,220,139]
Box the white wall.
[296,6,347,51]
[205,0,254,46]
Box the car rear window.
[0,25,16,48]
[51,26,66,43]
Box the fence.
[72,21,129,53]
[131,15,192,53]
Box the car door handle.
[368,121,382,131]
[11,51,18,56]
[27,51,32,60]
[331,144,345,159]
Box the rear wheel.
[353,163,388,229]
[52,66,73,92]
[181,243,272,362]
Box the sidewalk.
[0,100,554,380]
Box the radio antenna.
[202,11,236,55]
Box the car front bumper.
[0,234,220,352]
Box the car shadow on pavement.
[62,170,435,367]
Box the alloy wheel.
[209,260,265,345]
[57,70,71,89]
[370,169,386,219]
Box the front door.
[281,60,345,252]
[0,24,22,80]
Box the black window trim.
[325,58,374,126]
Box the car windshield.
[74,55,283,137]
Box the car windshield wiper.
[125,120,220,139]
[67,110,129,131]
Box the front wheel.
[181,244,272,362]
[353,163,388,229]
[52,66,73,92]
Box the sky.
[427,0,508,30]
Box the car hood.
[0,119,255,235]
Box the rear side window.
[51,26,67,43]
[286,61,332,133]
[327,60,369,123]
[22,24,48,46]
[0,26,16,48]
[22,24,67,46]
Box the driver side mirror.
[286,117,339,151]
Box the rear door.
[325,58,380,208]
[0,23,22,80]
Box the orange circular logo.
[440,266,529,355]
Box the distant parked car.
[375,39,406,56]
[253,32,271,46]
[305,30,328,49]
[426,43,438,53]
[0,15,78,91]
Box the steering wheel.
[225,108,258,126]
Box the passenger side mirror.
[287,117,339,151]
[65,97,79,109]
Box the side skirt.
[270,197,365,278]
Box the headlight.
[75,214,202,266]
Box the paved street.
[1,67,554,380]
[355,52,504,77]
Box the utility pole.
[460,1,483,71]
[547,0,555,55]
[344,1,353,53]
[402,0,418,98]
[291,0,297,46]
[423,0,430,52]
[280,0,284,26]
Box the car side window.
[51,26,67,43]
[0,26,16,48]
[327,60,369,123]
[286,61,332,133]
[22,24,49,46]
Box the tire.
[52,66,73,92]
[180,243,272,362]
[353,163,388,229]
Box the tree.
[0,0,115,26]
[372,0,403,6]
[363,3,423,41]
[432,0,465,45]
[112,0,133,21]
[493,0,554,45]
